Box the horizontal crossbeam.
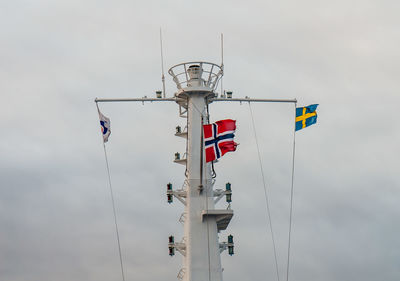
[95,97,178,103]
[210,98,297,103]
[95,97,297,103]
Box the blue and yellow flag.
[295,104,318,131]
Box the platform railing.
[168,61,223,91]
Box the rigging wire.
[248,103,281,281]
[206,102,217,178]
[97,103,126,281]
[184,97,189,178]
[102,142,126,281]
[200,113,212,281]
[286,103,297,281]
[203,100,214,280]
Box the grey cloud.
[1,0,399,281]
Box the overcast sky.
[1,1,399,281]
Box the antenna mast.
[160,28,166,98]
[220,33,224,97]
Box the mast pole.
[173,63,223,281]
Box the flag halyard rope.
[201,115,212,281]
[96,102,126,281]
[286,103,297,281]
[102,143,126,281]
[248,103,281,281]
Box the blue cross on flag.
[204,119,237,162]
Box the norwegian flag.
[203,119,237,163]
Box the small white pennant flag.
[98,110,111,143]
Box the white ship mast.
[95,60,296,281]
[167,62,232,281]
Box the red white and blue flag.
[204,119,237,163]
[98,110,111,143]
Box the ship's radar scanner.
[168,62,223,96]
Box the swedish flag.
[295,104,318,131]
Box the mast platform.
[201,209,233,231]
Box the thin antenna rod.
[160,28,166,98]
[221,33,224,66]
[220,33,224,97]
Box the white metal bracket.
[173,242,186,257]
[213,189,232,204]
[174,152,187,165]
[167,189,187,206]
[219,242,234,253]
[175,125,188,138]
[179,104,188,118]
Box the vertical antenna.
[221,33,224,66]
[160,28,166,98]
[220,33,224,97]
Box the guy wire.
[96,102,126,281]
[102,143,126,281]
[248,102,280,281]
[286,102,297,281]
